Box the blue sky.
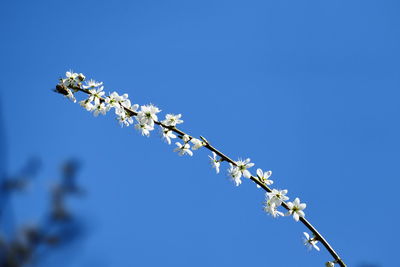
[1,0,399,266]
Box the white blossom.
[174,142,193,156]
[115,108,133,127]
[266,189,289,206]
[190,138,204,150]
[92,102,108,117]
[137,104,161,127]
[114,103,138,127]
[303,232,320,251]
[134,120,154,137]
[88,86,105,105]
[131,103,139,112]
[160,127,177,145]
[264,201,284,218]
[235,158,254,179]
[106,92,133,110]
[63,70,84,86]
[65,88,76,103]
[228,163,242,186]
[124,103,139,113]
[117,115,133,127]
[256,168,273,188]
[287,197,306,221]
[106,92,123,109]
[79,99,94,111]
[66,70,76,79]
[208,152,220,174]
[162,113,183,127]
[182,134,190,143]
[63,70,78,87]
[82,79,103,89]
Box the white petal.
[243,170,251,178]
[256,168,263,178]
[303,232,310,240]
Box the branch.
[54,72,346,267]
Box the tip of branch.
[199,136,209,144]
[54,84,69,95]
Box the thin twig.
[62,83,346,267]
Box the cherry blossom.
[190,138,204,150]
[182,134,190,143]
[160,127,177,145]
[116,108,134,127]
[82,79,103,89]
[228,163,241,186]
[92,102,108,117]
[266,189,289,206]
[174,142,193,156]
[208,152,220,174]
[256,168,273,187]
[287,198,306,221]
[137,104,161,127]
[79,99,94,111]
[162,113,183,127]
[235,158,254,178]
[303,232,320,251]
[87,86,105,105]
[264,201,284,218]
[105,92,131,109]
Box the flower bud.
[54,84,69,95]
[77,73,86,82]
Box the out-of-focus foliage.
[0,159,85,267]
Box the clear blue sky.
[1,0,399,266]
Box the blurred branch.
[0,159,85,267]
[1,158,41,192]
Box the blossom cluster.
[55,71,322,255]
